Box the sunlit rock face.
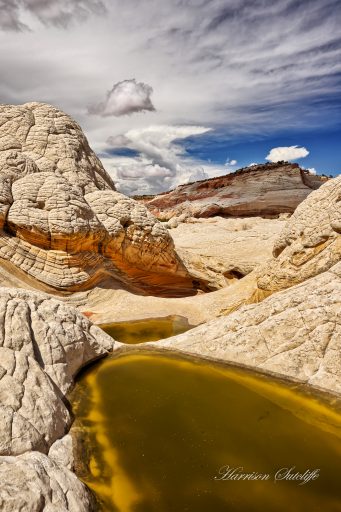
[153,260,341,395]
[150,176,341,393]
[0,103,197,296]
[143,162,328,220]
[0,451,96,512]
[216,175,341,311]
[0,287,114,457]
[257,175,341,293]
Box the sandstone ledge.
[143,162,328,220]
[145,261,341,395]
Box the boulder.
[0,451,96,511]
[0,103,199,296]
[257,175,341,293]
[0,287,114,456]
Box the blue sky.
[183,127,341,176]
[0,0,340,193]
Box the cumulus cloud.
[108,124,211,171]
[0,0,106,30]
[88,79,155,117]
[187,168,209,183]
[266,145,310,162]
[103,124,235,195]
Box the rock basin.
[70,320,341,512]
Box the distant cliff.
[139,162,328,219]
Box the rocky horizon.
[138,162,328,221]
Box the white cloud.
[108,124,211,172]
[225,158,237,166]
[103,124,235,194]
[1,0,339,135]
[88,79,155,117]
[266,145,309,162]
[187,168,209,183]
[0,0,339,191]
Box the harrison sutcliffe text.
[214,466,320,485]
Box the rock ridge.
[142,162,328,220]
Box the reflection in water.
[71,352,341,512]
[99,316,193,344]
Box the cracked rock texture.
[0,287,113,457]
[152,261,341,394]
[145,176,341,393]
[48,434,74,471]
[0,103,197,296]
[142,162,327,220]
[257,175,341,293]
[0,287,115,509]
[62,177,341,326]
[0,451,96,511]
[171,216,284,281]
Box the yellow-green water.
[71,350,341,512]
[99,315,193,344]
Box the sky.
[0,0,340,195]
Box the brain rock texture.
[0,103,193,295]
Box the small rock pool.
[99,315,193,344]
[70,321,341,512]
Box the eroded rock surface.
[0,451,96,511]
[140,176,341,392]
[257,175,341,293]
[143,163,327,220]
[49,434,74,471]
[0,103,198,296]
[171,216,284,280]
[0,105,338,512]
[151,261,341,394]
[0,287,113,457]
[68,176,341,327]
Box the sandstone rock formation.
[150,260,341,395]
[0,451,96,511]
[143,163,327,220]
[0,103,202,297]
[0,286,117,509]
[257,175,341,293]
[49,434,75,471]
[0,100,338,511]
[171,216,284,280]
[140,175,341,393]
[0,287,114,457]
[67,175,340,328]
